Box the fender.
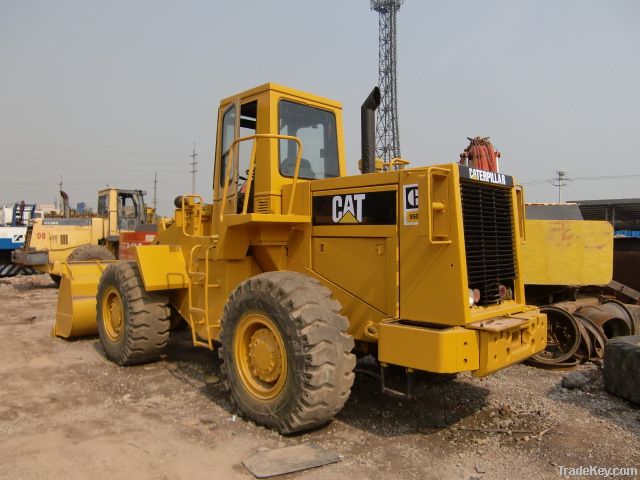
[134,244,189,291]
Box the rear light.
[498,284,513,301]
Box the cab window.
[238,100,257,187]
[219,105,237,186]
[117,193,139,230]
[278,100,339,180]
[237,101,257,213]
[97,195,108,217]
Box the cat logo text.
[332,194,365,223]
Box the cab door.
[215,100,240,220]
[214,98,261,220]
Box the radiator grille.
[460,181,517,305]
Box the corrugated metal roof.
[573,198,640,231]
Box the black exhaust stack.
[361,87,381,174]
[60,191,70,218]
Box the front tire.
[220,271,355,434]
[604,335,640,403]
[96,262,170,366]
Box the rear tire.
[96,262,170,366]
[50,245,113,289]
[220,271,355,434]
[67,244,115,262]
[604,335,640,404]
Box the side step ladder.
[187,244,219,349]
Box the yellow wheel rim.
[234,312,287,400]
[102,286,125,341]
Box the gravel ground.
[0,274,639,479]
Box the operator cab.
[97,188,147,235]
[213,83,346,217]
[11,203,39,227]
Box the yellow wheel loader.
[13,188,156,284]
[55,83,547,433]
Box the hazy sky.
[1,0,639,214]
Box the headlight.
[468,288,481,307]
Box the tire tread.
[220,271,355,433]
[604,335,640,404]
[97,262,170,366]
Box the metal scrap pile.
[529,298,639,368]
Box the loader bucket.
[53,261,113,338]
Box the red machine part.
[118,231,157,260]
[460,136,501,172]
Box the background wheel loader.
[55,83,547,433]
[13,187,157,285]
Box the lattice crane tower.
[371,0,403,165]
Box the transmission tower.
[371,0,403,165]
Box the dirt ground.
[1,275,639,480]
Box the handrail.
[426,167,452,245]
[384,157,410,170]
[187,244,202,346]
[181,195,203,237]
[219,134,303,222]
[203,244,215,349]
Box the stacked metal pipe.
[529,299,637,368]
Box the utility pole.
[552,170,571,203]
[190,143,198,194]
[153,171,158,219]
